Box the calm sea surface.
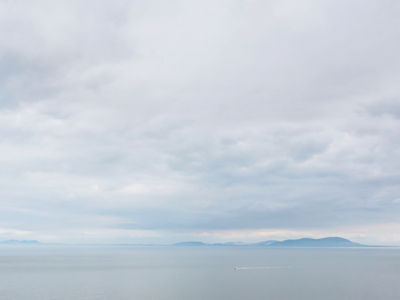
[0,246,399,300]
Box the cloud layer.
[1,0,400,244]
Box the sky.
[1,0,400,245]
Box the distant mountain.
[266,237,366,247]
[0,240,42,245]
[0,237,368,247]
[171,237,369,247]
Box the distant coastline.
[0,240,43,245]
[0,237,389,247]
[171,237,370,247]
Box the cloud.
[1,0,400,244]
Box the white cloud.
[1,0,400,243]
[0,228,32,236]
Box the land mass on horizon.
[172,237,369,247]
[0,240,42,245]
[0,237,380,247]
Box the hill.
[171,237,368,247]
[266,237,366,247]
[0,240,42,245]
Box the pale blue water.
[0,246,399,300]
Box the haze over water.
[1,246,399,300]
[2,1,400,298]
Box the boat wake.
[234,266,293,270]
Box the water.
[0,246,399,300]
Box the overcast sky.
[1,0,400,245]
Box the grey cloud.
[1,0,400,244]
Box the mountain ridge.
[0,237,382,247]
[0,240,42,245]
[172,237,370,247]
[266,237,366,247]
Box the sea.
[0,246,399,300]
